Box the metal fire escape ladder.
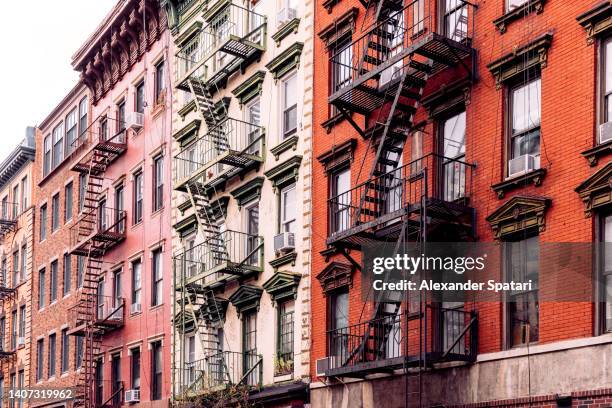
[187,78,227,131]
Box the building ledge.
[178,100,197,119]
[577,0,612,45]
[581,140,612,166]
[232,71,266,106]
[269,251,297,270]
[270,135,299,161]
[266,42,304,81]
[493,0,545,33]
[491,168,547,199]
[272,18,300,46]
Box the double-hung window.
[135,81,145,114]
[151,249,163,306]
[281,73,298,138]
[65,109,77,156]
[276,300,294,375]
[155,60,165,103]
[65,182,73,223]
[63,254,71,296]
[131,260,142,308]
[280,184,296,233]
[51,193,60,232]
[153,155,164,212]
[133,171,143,224]
[79,97,88,136]
[508,77,541,177]
[43,136,52,177]
[40,204,47,241]
[52,122,64,168]
[330,168,351,233]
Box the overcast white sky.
[0,1,116,159]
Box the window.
[52,122,64,168]
[48,333,56,377]
[12,185,19,217]
[40,204,47,241]
[18,306,25,341]
[413,0,425,34]
[410,131,423,174]
[133,171,143,224]
[0,318,4,351]
[43,136,52,176]
[9,374,14,408]
[442,0,469,42]
[75,336,84,370]
[330,168,350,233]
[0,259,5,289]
[50,261,58,302]
[277,300,295,373]
[282,73,298,138]
[331,37,353,112]
[441,111,467,201]
[246,98,261,154]
[329,289,349,357]
[131,259,142,308]
[155,60,165,102]
[17,371,23,408]
[21,177,27,210]
[0,378,4,404]
[12,251,18,288]
[95,360,103,406]
[152,249,163,306]
[507,0,528,11]
[61,329,69,373]
[79,174,87,213]
[280,184,296,233]
[36,339,44,381]
[509,78,541,176]
[79,97,88,136]
[601,215,612,332]
[242,312,257,386]
[77,256,84,288]
[65,182,73,223]
[51,193,60,232]
[506,236,539,347]
[111,354,121,405]
[115,184,125,233]
[1,196,6,219]
[20,244,26,281]
[131,348,141,390]
[65,108,77,156]
[99,117,109,141]
[151,341,162,400]
[245,203,260,266]
[136,81,145,114]
[38,269,45,309]
[63,254,71,296]
[153,155,164,212]
[10,310,16,350]
[113,269,122,308]
[117,100,126,132]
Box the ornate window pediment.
[317,139,356,173]
[173,214,197,238]
[575,162,612,217]
[262,272,301,305]
[232,71,266,107]
[265,42,304,81]
[230,177,264,208]
[577,1,612,45]
[228,285,263,317]
[173,118,201,146]
[199,295,228,324]
[318,8,359,45]
[264,156,302,192]
[487,32,552,89]
[316,262,354,294]
[486,196,551,239]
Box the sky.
[0,0,117,159]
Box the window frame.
[36,339,44,381]
[61,329,69,374]
[79,96,88,137]
[151,341,162,400]
[38,268,46,309]
[43,135,52,177]
[279,183,297,234]
[63,254,71,296]
[65,182,73,223]
[133,170,143,225]
[155,60,166,103]
[131,259,142,308]
[276,300,295,370]
[151,248,163,307]
[329,166,351,234]
[131,347,141,390]
[135,80,145,114]
[50,260,58,303]
[153,155,164,212]
[51,193,60,232]
[281,72,298,139]
[48,333,56,378]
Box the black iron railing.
[70,207,127,250]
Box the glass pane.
[605,216,612,272]
[507,0,528,11]
[512,79,541,134]
[333,292,348,329]
[443,112,466,158]
[606,41,612,95]
[511,129,540,159]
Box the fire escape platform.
[0,219,17,237]
[71,230,126,257]
[0,286,15,301]
[71,136,128,175]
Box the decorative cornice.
[486,32,553,89]
[485,195,551,239]
[262,272,301,304]
[173,118,201,145]
[202,0,230,22]
[228,284,263,316]
[230,177,265,208]
[265,42,304,81]
[575,161,612,217]
[209,196,230,220]
[421,79,472,118]
[175,20,202,46]
[316,262,354,294]
[178,99,197,119]
[318,7,359,46]
[316,138,356,173]
[231,71,266,107]
[577,1,612,45]
[177,199,192,215]
[581,140,612,166]
[173,214,197,238]
[264,156,302,192]
[272,18,300,47]
[322,0,341,13]
[491,169,547,199]
[199,294,228,324]
[269,251,297,270]
[493,0,545,34]
[270,135,298,161]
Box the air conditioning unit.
[130,303,142,315]
[507,154,537,179]
[315,357,331,377]
[17,337,25,347]
[126,112,144,131]
[277,7,297,27]
[600,121,612,144]
[125,389,140,403]
[274,232,295,255]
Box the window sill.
[272,18,300,47]
[131,221,143,230]
[151,207,165,217]
[581,140,612,166]
[150,303,164,312]
[493,0,545,33]
[273,373,294,383]
[269,251,297,270]
[270,135,299,161]
[491,168,547,199]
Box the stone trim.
[318,7,359,46]
[272,18,300,47]
[486,32,552,89]
[270,135,299,160]
[316,262,354,294]
[265,42,304,81]
[491,168,547,199]
[485,195,551,239]
[421,79,471,118]
[581,139,612,166]
[230,177,265,208]
[264,156,303,192]
[269,251,297,270]
[577,1,612,45]
[493,0,545,34]
[232,71,266,107]
[228,284,263,316]
[174,20,203,47]
[173,214,197,238]
[317,138,356,173]
[262,271,301,304]
[322,0,341,13]
[178,100,197,119]
[173,118,201,146]
[202,0,231,22]
[575,161,612,217]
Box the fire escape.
[321,0,479,386]
[0,202,18,361]
[68,116,128,408]
[172,1,266,401]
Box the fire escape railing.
[0,202,19,237]
[69,207,127,255]
[174,230,264,287]
[325,306,478,375]
[175,3,266,88]
[174,118,265,188]
[327,153,474,239]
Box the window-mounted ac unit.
[17,337,25,347]
[277,8,297,27]
[507,154,536,179]
[130,303,142,315]
[126,112,144,131]
[274,232,295,255]
[125,389,140,403]
[315,357,331,377]
[599,121,612,144]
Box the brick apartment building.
[0,132,36,408]
[311,0,612,407]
